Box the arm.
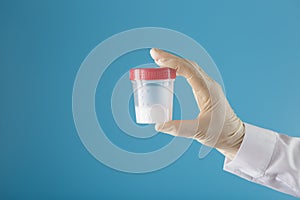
[150,48,300,198]
[224,123,300,197]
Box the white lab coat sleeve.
[223,123,300,197]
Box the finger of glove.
[155,119,202,138]
[150,48,195,78]
[150,48,211,106]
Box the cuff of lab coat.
[223,123,277,179]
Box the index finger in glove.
[150,48,211,98]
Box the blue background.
[1,0,299,199]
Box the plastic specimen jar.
[130,67,176,124]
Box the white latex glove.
[150,48,245,160]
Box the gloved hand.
[150,48,245,160]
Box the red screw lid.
[130,67,176,80]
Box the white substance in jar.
[135,105,170,124]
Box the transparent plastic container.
[130,67,176,124]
